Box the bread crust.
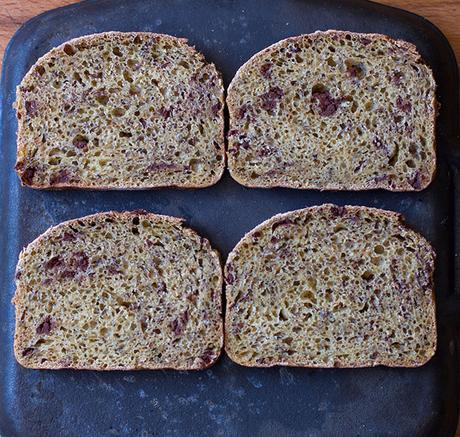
[224,204,437,368]
[15,32,225,190]
[227,30,437,191]
[13,210,223,370]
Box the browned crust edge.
[226,30,437,192]
[14,31,225,190]
[223,204,437,368]
[13,210,224,371]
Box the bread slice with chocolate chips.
[15,32,224,189]
[13,211,223,370]
[227,31,436,191]
[224,204,436,367]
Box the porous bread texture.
[15,32,225,189]
[224,204,436,368]
[13,211,223,370]
[227,31,436,191]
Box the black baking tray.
[1,0,459,435]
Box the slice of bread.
[227,31,436,191]
[224,204,436,367]
[13,211,223,370]
[15,32,224,189]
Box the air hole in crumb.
[312,83,326,94]
[345,60,365,79]
[112,108,126,117]
[63,44,76,56]
[96,94,109,105]
[361,271,374,281]
[123,71,133,82]
[389,145,399,167]
[112,47,123,57]
[199,72,209,83]
[189,159,202,172]
[36,65,46,75]
[72,134,88,149]
[127,59,139,70]
[279,308,289,321]
[374,245,385,254]
[129,85,141,95]
[301,289,316,303]
[326,57,336,67]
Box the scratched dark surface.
[0,0,459,436]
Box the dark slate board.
[0,0,459,436]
